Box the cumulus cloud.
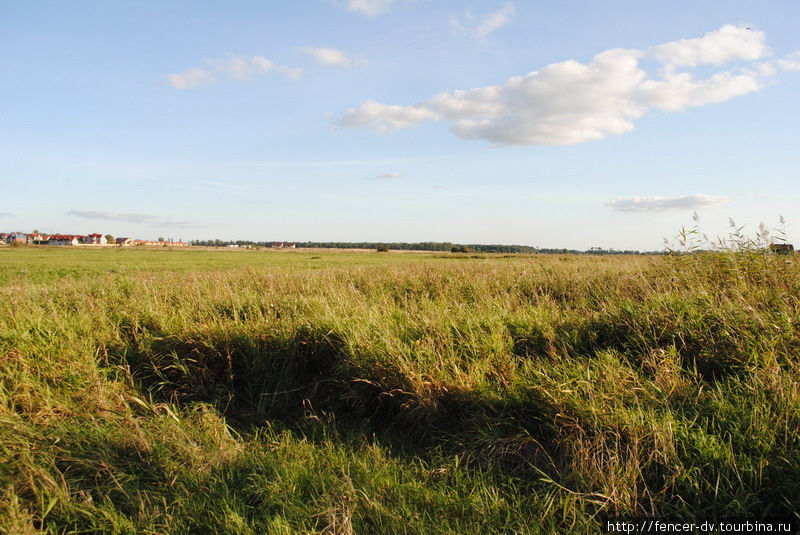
[68,210,207,228]
[651,25,769,68]
[638,69,761,112]
[604,194,730,212]
[301,47,352,67]
[168,55,301,89]
[451,3,514,38]
[337,25,795,146]
[375,172,403,178]
[346,0,395,17]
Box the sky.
[1,0,799,250]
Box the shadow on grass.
[106,319,800,521]
[509,305,769,380]
[110,322,565,481]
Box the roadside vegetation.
[1,247,798,533]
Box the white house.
[48,235,81,246]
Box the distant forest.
[189,240,661,255]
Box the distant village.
[0,231,190,247]
[0,231,303,249]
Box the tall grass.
[1,247,798,533]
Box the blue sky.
[1,0,798,249]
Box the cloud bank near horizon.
[337,25,796,146]
[604,194,730,212]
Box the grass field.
[1,246,799,534]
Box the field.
[1,247,799,534]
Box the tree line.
[189,239,661,255]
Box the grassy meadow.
[1,246,799,533]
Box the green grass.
[1,247,799,533]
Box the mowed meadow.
[1,247,799,534]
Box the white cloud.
[168,55,301,89]
[774,51,800,72]
[451,3,514,38]
[167,67,215,90]
[604,194,730,212]
[651,24,769,68]
[336,25,791,146]
[375,172,403,178]
[301,47,352,67]
[346,0,395,17]
[639,70,762,112]
[337,100,438,132]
